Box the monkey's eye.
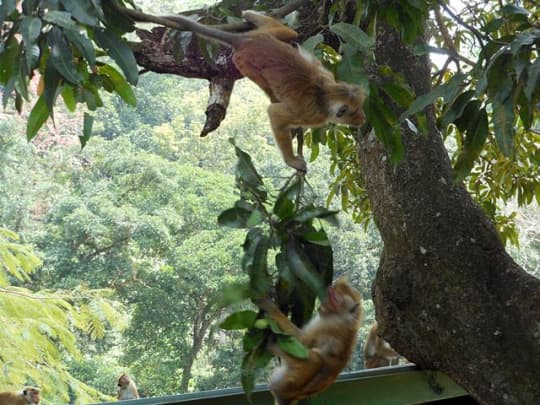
[350,303,360,314]
[336,105,348,118]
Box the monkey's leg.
[257,298,302,337]
[267,103,307,172]
[241,11,298,42]
[269,349,324,404]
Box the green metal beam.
[97,365,469,405]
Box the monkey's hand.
[255,297,278,313]
[285,156,307,173]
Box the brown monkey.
[257,277,363,405]
[363,320,401,368]
[117,374,139,401]
[150,10,366,172]
[0,386,41,404]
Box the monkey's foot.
[286,156,307,173]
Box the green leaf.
[64,27,96,67]
[243,232,271,296]
[43,10,78,29]
[241,347,271,400]
[330,23,374,51]
[399,73,466,121]
[93,27,139,85]
[285,241,326,301]
[20,16,42,70]
[61,84,77,111]
[365,86,404,163]
[43,62,62,113]
[231,141,264,187]
[242,328,265,352]
[219,310,257,330]
[277,335,309,359]
[273,194,294,220]
[0,36,20,84]
[218,206,253,228]
[442,90,475,128]
[492,97,515,156]
[303,231,330,246]
[524,56,540,101]
[97,64,136,106]
[27,96,49,140]
[294,207,339,225]
[381,81,415,108]
[61,0,99,26]
[0,0,17,23]
[47,27,83,84]
[453,108,489,182]
[302,34,324,53]
[219,282,252,306]
[80,112,93,148]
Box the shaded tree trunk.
[357,22,540,405]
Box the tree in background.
[1,0,539,404]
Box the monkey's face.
[329,85,366,127]
[24,388,41,404]
[117,375,129,389]
[320,278,362,317]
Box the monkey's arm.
[256,298,302,337]
[267,103,307,172]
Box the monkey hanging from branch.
[118,6,366,172]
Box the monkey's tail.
[164,15,242,48]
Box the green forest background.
[1,1,539,403]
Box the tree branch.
[433,5,475,67]
[111,0,310,33]
[437,0,487,48]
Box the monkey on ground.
[0,386,41,405]
[363,320,401,368]
[117,374,139,401]
[256,277,363,405]
[153,10,366,172]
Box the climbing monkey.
[257,277,363,405]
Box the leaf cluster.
[0,227,127,403]
[0,0,139,145]
[217,141,338,398]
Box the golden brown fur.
[164,11,366,172]
[363,321,401,369]
[257,277,363,405]
[0,386,41,405]
[117,374,139,401]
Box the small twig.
[433,5,475,67]
[437,0,487,48]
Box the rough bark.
[357,22,540,405]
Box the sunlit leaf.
[26,95,49,140]
[219,310,257,330]
[97,64,136,106]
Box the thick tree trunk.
[357,23,540,405]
